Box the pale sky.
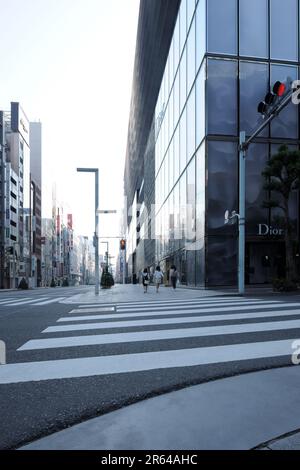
[0,0,139,258]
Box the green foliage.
[18,278,28,290]
[50,278,56,288]
[62,278,69,287]
[101,268,114,288]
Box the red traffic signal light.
[273,81,286,97]
[258,81,287,116]
[120,239,126,250]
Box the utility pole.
[0,111,6,289]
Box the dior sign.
[258,224,284,236]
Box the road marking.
[117,300,288,313]
[0,298,32,305]
[65,302,298,319]
[76,297,259,309]
[49,309,300,332]
[0,339,295,384]
[18,318,300,351]
[4,296,51,306]
[33,297,66,306]
[69,306,116,313]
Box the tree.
[101,267,114,289]
[262,145,300,286]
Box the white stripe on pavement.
[18,318,300,351]
[117,300,285,313]
[0,298,32,304]
[76,297,261,309]
[33,297,66,306]
[69,306,116,313]
[5,297,51,306]
[66,301,297,319]
[1,339,296,384]
[48,309,300,333]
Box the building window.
[207,141,238,232]
[186,85,196,163]
[207,58,238,136]
[207,0,237,55]
[270,0,298,61]
[240,61,269,136]
[195,0,206,73]
[239,0,268,58]
[187,17,196,96]
[196,61,206,148]
[270,64,298,139]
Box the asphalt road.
[0,289,300,449]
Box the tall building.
[0,103,32,288]
[30,122,42,287]
[125,0,300,287]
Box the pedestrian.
[169,265,178,289]
[141,268,150,293]
[154,266,164,293]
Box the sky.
[0,0,139,258]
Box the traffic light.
[120,239,126,250]
[257,81,286,117]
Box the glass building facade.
[152,0,300,286]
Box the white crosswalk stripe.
[1,296,300,384]
[0,296,66,306]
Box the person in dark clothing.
[169,265,178,289]
[141,268,150,293]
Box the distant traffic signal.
[120,239,126,250]
[258,81,286,117]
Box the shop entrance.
[245,242,285,285]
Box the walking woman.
[154,266,164,293]
[169,265,178,289]
[141,268,150,293]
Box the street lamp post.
[76,168,99,295]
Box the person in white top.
[154,266,164,293]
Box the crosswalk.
[0,296,67,307]
[0,296,300,384]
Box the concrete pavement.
[20,365,300,450]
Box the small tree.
[101,267,114,289]
[262,145,300,286]
[18,277,28,290]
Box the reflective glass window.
[180,107,187,175]
[207,141,238,232]
[180,47,187,115]
[245,144,269,236]
[271,64,298,138]
[240,61,269,136]
[174,125,180,184]
[239,0,268,58]
[196,62,205,148]
[271,0,298,61]
[186,156,196,242]
[187,0,195,31]
[207,59,238,136]
[207,0,237,55]
[186,85,196,163]
[187,18,196,95]
[179,0,187,55]
[195,0,206,73]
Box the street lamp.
[76,168,99,295]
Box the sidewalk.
[20,366,300,450]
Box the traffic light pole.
[238,87,295,295]
[239,132,246,296]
